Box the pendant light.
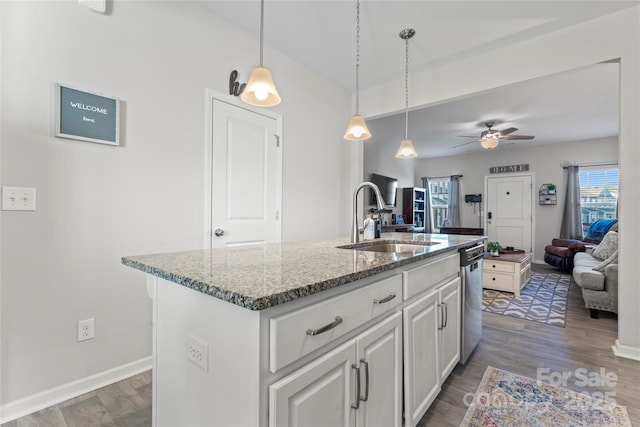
[344,0,371,141]
[395,28,418,159]
[241,0,281,107]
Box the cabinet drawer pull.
[306,316,343,336]
[360,359,370,402]
[492,277,496,281]
[351,364,361,409]
[374,293,396,304]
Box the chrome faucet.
[351,182,390,243]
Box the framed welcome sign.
[55,83,120,146]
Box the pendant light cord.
[355,0,361,114]
[259,0,264,66]
[404,35,409,140]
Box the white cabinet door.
[403,289,440,427]
[356,312,403,427]
[438,277,461,383]
[269,340,357,427]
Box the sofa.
[572,230,619,318]
[544,219,618,271]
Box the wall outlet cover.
[187,335,209,372]
[78,318,95,342]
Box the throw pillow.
[593,249,618,272]
[591,231,618,260]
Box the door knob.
[214,228,224,237]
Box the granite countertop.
[122,233,486,311]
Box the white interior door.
[209,98,281,248]
[485,174,533,252]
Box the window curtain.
[446,175,461,227]
[559,165,583,239]
[421,177,433,233]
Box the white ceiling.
[202,1,633,158]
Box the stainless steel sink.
[337,241,440,253]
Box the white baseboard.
[0,356,152,424]
[612,340,640,361]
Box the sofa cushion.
[593,249,618,272]
[591,231,618,260]
[574,252,602,268]
[573,252,606,291]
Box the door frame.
[203,88,283,249]
[483,172,536,254]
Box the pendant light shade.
[242,66,281,107]
[395,28,417,159]
[344,0,371,141]
[396,139,417,158]
[241,0,281,107]
[344,114,371,140]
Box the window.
[579,167,619,234]
[428,178,449,232]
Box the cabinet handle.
[492,277,496,281]
[306,316,343,336]
[373,293,396,304]
[438,304,444,330]
[360,359,370,402]
[442,302,448,328]
[351,364,361,409]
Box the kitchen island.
[122,233,485,427]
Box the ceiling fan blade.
[453,140,479,148]
[503,135,534,140]
[498,127,517,136]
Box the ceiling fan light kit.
[241,0,281,107]
[344,0,372,141]
[456,121,535,150]
[395,28,417,159]
[480,138,500,149]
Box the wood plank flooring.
[3,264,639,426]
[420,263,640,426]
[1,371,151,427]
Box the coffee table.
[483,252,533,297]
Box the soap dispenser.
[363,215,375,240]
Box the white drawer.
[484,260,515,273]
[483,272,514,291]
[269,274,402,373]
[403,252,460,300]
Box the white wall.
[406,137,618,262]
[360,7,640,358]
[0,0,350,409]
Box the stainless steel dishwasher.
[459,243,485,364]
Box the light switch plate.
[2,187,36,211]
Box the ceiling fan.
[455,122,535,149]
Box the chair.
[544,219,617,271]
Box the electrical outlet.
[187,335,208,372]
[2,186,36,211]
[78,318,95,342]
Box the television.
[369,173,398,207]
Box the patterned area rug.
[461,366,632,426]
[482,271,571,327]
